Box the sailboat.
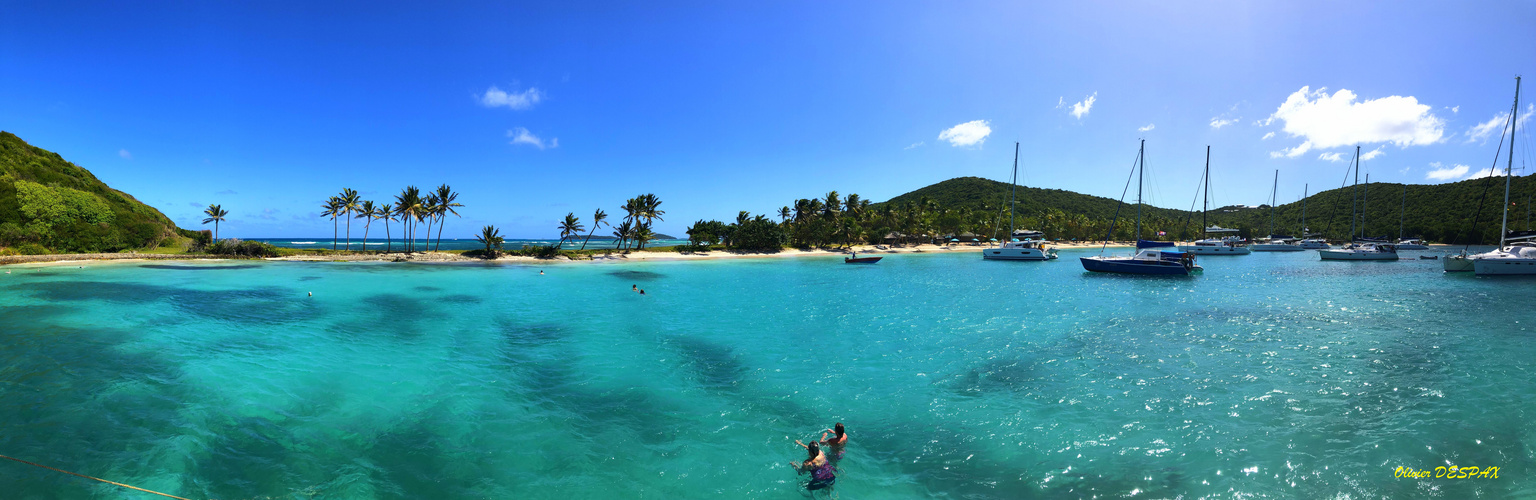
[1393,184,1429,249]
[1319,146,1398,260]
[1447,77,1525,273]
[1081,140,1201,275]
[1252,170,1303,251]
[1297,183,1330,249]
[1472,76,1536,275]
[983,142,1057,261]
[1180,146,1251,255]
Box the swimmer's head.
[833,423,844,437]
[807,441,820,457]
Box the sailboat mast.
[1135,139,1144,241]
[1202,145,1210,233]
[1269,170,1278,236]
[1399,184,1407,240]
[1303,184,1309,236]
[1009,142,1019,239]
[1500,76,1520,250]
[1349,146,1359,240]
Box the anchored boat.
[1080,140,1202,276]
[984,143,1058,261]
[1180,147,1250,255]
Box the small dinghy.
[844,252,882,264]
[1419,255,1439,260]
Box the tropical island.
[2,130,1532,265]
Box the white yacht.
[1472,236,1536,275]
[1296,183,1329,249]
[1448,77,1527,274]
[1391,185,1429,250]
[1320,242,1399,260]
[1394,238,1429,250]
[1179,148,1251,255]
[1319,146,1398,262]
[1183,226,1252,255]
[1298,238,1331,250]
[984,143,1057,262]
[1251,171,1303,251]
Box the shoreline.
[0,242,1143,267]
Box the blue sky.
[2,1,1533,238]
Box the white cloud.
[1463,166,1501,180]
[118,149,131,159]
[1210,117,1237,129]
[904,141,925,150]
[1138,123,1155,132]
[1261,132,1275,140]
[479,85,543,110]
[1262,86,1445,159]
[1451,106,1459,114]
[1359,146,1384,161]
[937,120,991,147]
[1318,152,1344,162]
[1465,104,1534,144]
[507,127,557,149]
[1067,92,1097,119]
[1269,142,1313,159]
[1425,162,1470,181]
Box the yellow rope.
[0,453,194,500]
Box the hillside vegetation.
[0,131,186,254]
[878,175,1536,243]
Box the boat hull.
[1444,255,1475,272]
[1080,257,1193,275]
[1298,241,1330,249]
[1472,258,1536,275]
[844,257,882,264]
[1318,250,1398,261]
[1251,244,1304,252]
[1179,246,1252,255]
[982,248,1056,261]
[1395,244,1429,250]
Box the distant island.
[2,130,1532,259]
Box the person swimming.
[791,440,835,491]
[639,289,646,295]
[632,284,638,292]
[539,270,544,275]
[820,423,848,459]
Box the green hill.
[878,174,1536,243]
[0,131,186,254]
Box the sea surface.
[251,238,691,251]
[1,247,1532,499]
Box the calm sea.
[1,248,1530,499]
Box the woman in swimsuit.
[790,440,835,491]
[819,423,848,459]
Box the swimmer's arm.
[794,440,808,449]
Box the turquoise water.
[1,248,1532,499]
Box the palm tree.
[613,219,634,251]
[635,193,664,249]
[432,184,462,251]
[378,203,396,252]
[395,186,422,252]
[420,193,441,252]
[580,208,609,250]
[336,188,360,251]
[201,204,228,242]
[778,206,791,223]
[356,200,376,251]
[475,225,504,255]
[557,212,584,248]
[322,197,341,250]
[633,221,655,250]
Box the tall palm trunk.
[422,215,432,252]
[332,216,338,250]
[580,226,599,250]
[385,218,392,252]
[362,219,371,251]
[435,214,447,251]
[214,221,219,242]
[345,208,352,251]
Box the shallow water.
[1,248,1532,499]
